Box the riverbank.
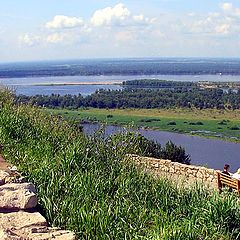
[45,108,240,143]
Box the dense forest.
[122,79,195,89]
[17,87,240,109]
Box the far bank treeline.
[16,80,240,110]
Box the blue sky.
[1,1,240,62]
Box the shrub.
[230,126,240,130]
[167,121,176,125]
[218,120,227,125]
[160,141,191,165]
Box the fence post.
[217,172,222,193]
[237,180,240,194]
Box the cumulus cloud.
[90,3,152,27]
[181,4,240,37]
[221,2,233,11]
[19,34,41,46]
[46,33,64,43]
[221,2,240,16]
[91,3,130,26]
[215,24,231,34]
[115,31,135,42]
[46,15,84,29]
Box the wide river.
[1,74,240,96]
[82,123,240,172]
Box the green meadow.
[46,108,240,142]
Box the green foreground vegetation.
[46,108,240,142]
[1,90,240,239]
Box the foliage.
[0,89,240,239]
[122,79,195,89]
[160,141,191,165]
[134,135,191,164]
[16,87,240,110]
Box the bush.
[167,121,176,125]
[218,120,227,125]
[160,141,191,165]
[139,118,161,123]
[230,126,240,130]
[189,122,203,125]
[135,136,191,165]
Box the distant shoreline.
[5,82,123,87]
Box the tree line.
[16,88,240,110]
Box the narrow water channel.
[82,123,240,172]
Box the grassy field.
[46,108,240,142]
[1,90,240,239]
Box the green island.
[45,107,240,142]
[1,89,240,239]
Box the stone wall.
[129,155,218,187]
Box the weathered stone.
[154,163,159,168]
[0,183,37,210]
[196,171,203,179]
[0,212,75,240]
[0,171,10,185]
[0,211,47,229]
[0,227,76,240]
[4,176,16,184]
[0,229,9,240]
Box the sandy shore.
[8,81,122,86]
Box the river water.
[82,123,240,172]
[1,74,240,96]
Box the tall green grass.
[0,89,240,239]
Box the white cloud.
[90,3,152,27]
[46,15,84,29]
[19,34,41,46]
[215,24,231,34]
[115,31,134,42]
[132,14,144,22]
[46,33,64,43]
[221,3,233,11]
[181,7,238,36]
[221,2,240,17]
[91,3,130,26]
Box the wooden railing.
[217,172,240,194]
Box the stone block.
[0,183,37,210]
